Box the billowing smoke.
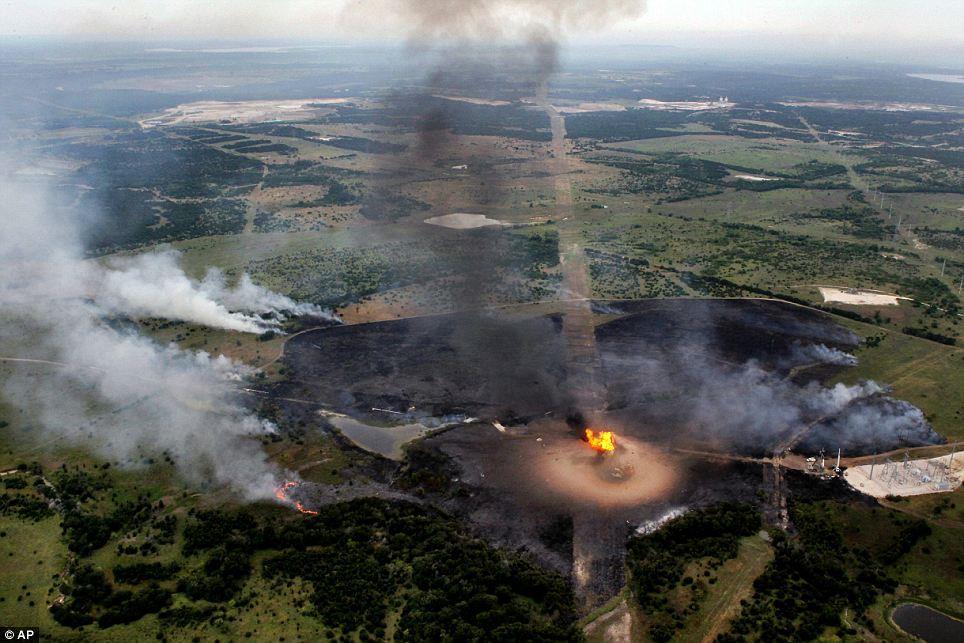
[356,0,648,89]
[791,342,858,367]
[685,359,886,449]
[803,397,938,454]
[347,2,646,415]
[95,251,334,334]
[634,506,688,535]
[606,342,935,455]
[0,162,322,499]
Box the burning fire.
[585,429,616,453]
[274,480,318,516]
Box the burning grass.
[273,481,318,515]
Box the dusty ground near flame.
[532,430,679,508]
[439,419,680,508]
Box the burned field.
[280,311,570,421]
[281,297,933,455]
[274,298,941,608]
[596,298,861,455]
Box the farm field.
[605,134,861,171]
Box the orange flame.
[585,429,616,453]
[274,481,318,516]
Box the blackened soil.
[281,311,569,420]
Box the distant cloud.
[1,0,959,64]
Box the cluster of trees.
[797,203,889,239]
[224,139,297,155]
[720,499,930,641]
[588,153,849,202]
[917,227,964,252]
[244,226,557,309]
[358,189,430,221]
[180,499,581,641]
[627,503,761,641]
[244,240,436,308]
[854,147,964,194]
[0,463,52,521]
[261,159,360,189]
[565,108,704,141]
[320,136,407,155]
[66,131,264,198]
[80,189,248,254]
[51,563,172,628]
[903,326,956,346]
[53,467,155,556]
[112,561,180,584]
[585,154,725,202]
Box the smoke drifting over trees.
[0,163,324,499]
[97,251,333,334]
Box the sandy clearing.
[553,102,626,114]
[844,453,963,498]
[140,98,353,127]
[424,213,507,229]
[733,174,778,182]
[637,98,734,111]
[779,100,960,113]
[583,599,633,643]
[432,94,511,106]
[907,73,964,84]
[819,287,904,306]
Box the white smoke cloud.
[804,397,937,453]
[635,506,688,535]
[0,159,313,499]
[808,380,882,414]
[199,267,331,321]
[689,359,892,443]
[93,250,335,334]
[792,342,858,367]
[610,343,926,453]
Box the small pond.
[892,603,964,643]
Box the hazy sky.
[1,0,961,63]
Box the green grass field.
[0,515,65,631]
[675,535,774,643]
[833,318,964,441]
[604,134,859,171]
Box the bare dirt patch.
[819,287,904,306]
[584,599,634,643]
[637,98,734,111]
[424,213,508,229]
[844,453,963,498]
[432,95,511,106]
[553,102,626,114]
[140,98,354,127]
